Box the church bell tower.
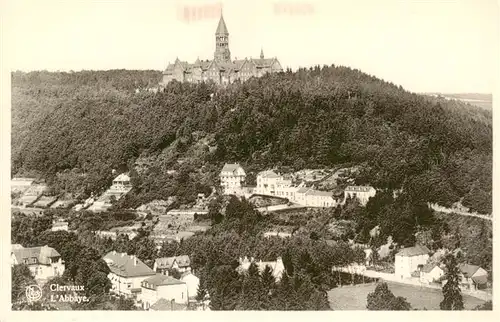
[214,14,231,62]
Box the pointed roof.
[103,251,155,278]
[396,245,430,257]
[12,245,61,265]
[260,48,264,59]
[216,15,228,34]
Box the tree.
[366,282,411,310]
[440,254,464,310]
[12,264,36,303]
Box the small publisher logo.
[25,285,42,302]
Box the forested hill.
[11,66,492,213]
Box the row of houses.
[10,242,204,310]
[219,163,376,207]
[102,252,202,310]
[395,245,489,291]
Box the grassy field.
[328,281,486,310]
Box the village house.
[256,170,286,195]
[418,263,444,284]
[160,15,282,87]
[180,269,200,301]
[103,251,156,297]
[236,256,285,282]
[154,255,191,275]
[219,163,246,195]
[303,189,336,207]
[112,173,132,190]
[11,244,65,281]
[394,245,430,279]
[137,274,189,310]
[457,263,488,291]
[344,185,377,206]
[51,221,69,232]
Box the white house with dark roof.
[344,185,376,206]
[154,255,191,275]
[111,173,132,192]
[103,251,156,297]
[395,245,430,279]
[11,245,65,281]
[419,263,444,284]
[304,189,336,207]
[219,163,246,195]
[138,274,189,309]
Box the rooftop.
[103,251,155,278]
[221,163,244,173]
[396,245,430,257]
[113,173,130,182]
[12,245,61,265]
[142,274,186,288]
[155,255,191,269]
[258,170,281,179]
[345,185,375,192]
[149,298,188,311]
[305,189,333,197]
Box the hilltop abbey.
[159,15,283,86]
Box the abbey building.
[160,15,283,86]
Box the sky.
[1,0,499,93]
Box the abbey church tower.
[214,15,231,62]
[160,13,283,86]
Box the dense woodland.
[12,67,492,213]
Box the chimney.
[134,256,138,266]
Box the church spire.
[214,12,230,62]
[260,48,264,59]
[216,14,229,35]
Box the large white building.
[219,163,246,195]
[256,170,337,208]
[103,251,156,297]
[138,274,189,310]
[394,245,430,280]
[344,186,376,206]
[11,244,65,281]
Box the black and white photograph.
[2,0,497,314]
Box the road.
[428,203,492,221]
